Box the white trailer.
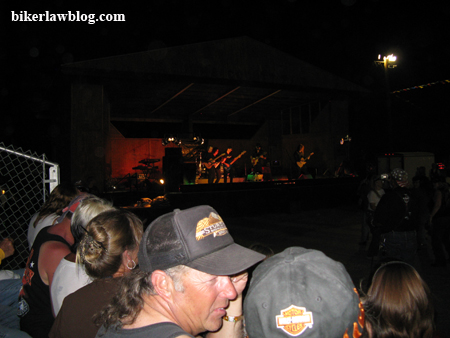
[377,152,435,178]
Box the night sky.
[2,0,450,171]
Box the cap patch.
[195,212,228,241]
[276,305,314,337]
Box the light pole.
[375,54,397,151]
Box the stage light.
[159,178,165,185]
[162,135,183,146]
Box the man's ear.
[151,270,175,301]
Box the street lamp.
[375,54,397,69]
[374,54,397,150]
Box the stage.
[103,176,361,222]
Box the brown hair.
[77,209,143,279]
[362,262,434,338]
[33,182,78,227]
[94,265,188,330]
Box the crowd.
[1,168,447,337]
[359,166,450,270]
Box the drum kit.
[132,158,161,181]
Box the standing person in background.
[250,143,266,175]
[372,169,420,267]
[204,147,224,184]
[222,147,235,183]
[204,146,215,184]
[411,175,433,249]
[293,144,314,179]
[365,176,385,253]
[429,179,450,267]
[212,147,224,184]
[358,174,373,246]
[27,182,79,250]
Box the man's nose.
[219,276,237,300]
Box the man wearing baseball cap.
[95,205,265,338]
[244,247,364,338]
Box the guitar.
[296,152,314,168]
[203,153,226,170]
[223,151,246,172]
[251,152,267,167]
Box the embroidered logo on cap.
[195,212,228,241]
[276,305,314,337]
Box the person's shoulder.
[41,239,70,253]
[67,277,119,301]
[40,240,72,264]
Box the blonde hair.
[77,209,143,279]
[70,196,114,246]
[362,262,434,338]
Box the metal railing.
[0,143,60,270]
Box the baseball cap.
[391,168,409,187]
[244,247,363,338]
[138,205,265,275]
[54,193,89,224]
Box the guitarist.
[222,148,235,183]
[204,147,224,184]
[250,143,267,174]
[294,144,314,179]
[222,148,247,183]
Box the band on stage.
[130,143,315,186]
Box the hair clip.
[81,227,108,252]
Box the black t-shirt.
[374,187,419,233]
[95,322,195,338]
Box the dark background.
[2,0,450,178]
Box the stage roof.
[63,36,370,139]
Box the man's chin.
[205,318,224,333]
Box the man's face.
[171,268,237,335]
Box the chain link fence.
[0,143,60,270]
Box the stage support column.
[163,148,183,192]
[71,83,109,194]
